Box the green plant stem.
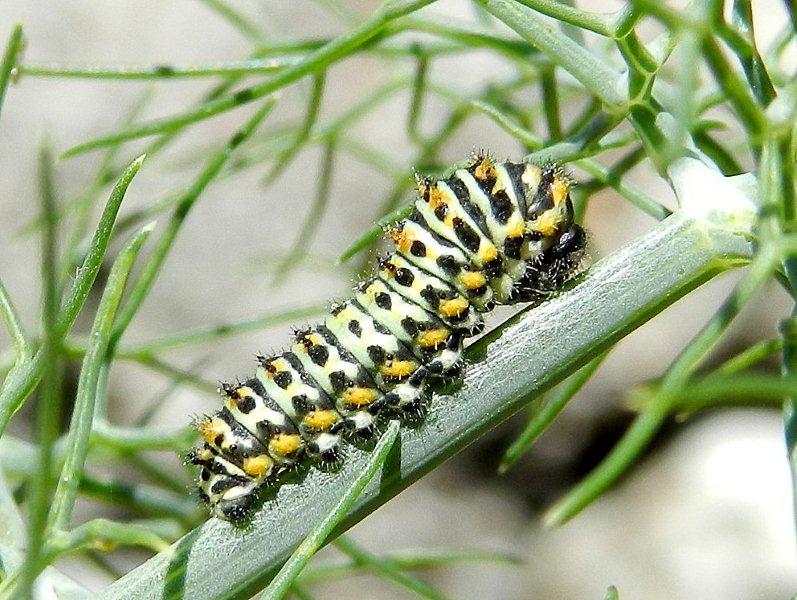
[289,583,316,600]
[669,374,797,413]
[701,36,766,141]
[713,338,783,376]
[407,48,429,144]
[499,352,608,474]
[196,0,267,44]
[725,0,776,106]
[0,279,29,361]
[478,0,625,109]
[273,139,337,280]
[92,423,195,452]
[62,0,438,156]
[262,71,326,187]
[782,314,797,519]
[574,158,671,220]
[299,549,520,583]
[17,141,62,598]
[48,224,153,532]
[334,537,454,600]
[605,586,620,600]
[539,66,562,140]
[77,477,200,524]
[126,453,191,494]
[109,98,277,347]
[508,0,614,36]
[0,155,145,438]
[69,304,327,356]
[544,247,777,526]
[61,91,155,291]
[19,59,292,80]
[261,421,399,600]
[0,24,23,120]
[45,518,171,562]
[0,435,200,524]
[122,354,218,395]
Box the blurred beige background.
[0,1,795,597]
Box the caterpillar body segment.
[190,155,586,521]
[256,353,344,462]
[377,253,484,335]
[291,326,382,432]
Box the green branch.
[101,203,753,600]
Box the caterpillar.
[187,153,586,522]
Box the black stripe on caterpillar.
[187,153,587,522]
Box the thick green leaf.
[100,206,752,600]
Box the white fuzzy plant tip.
[668,157,758,232]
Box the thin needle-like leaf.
[299,549,521,583]
[261,421,400,600]
[118,304,327,355]
[478,0,625,108]
[262,71,326,187]
[110,97,278,345]
[0,23,23,121]
[0,279,30,360]
[16,140,62,598]
[544,248,777,526]
[62,0,438,156]
[334,537,455,600]
[195,0,267,44]
[48,223,154,532]
[273,139,337,281]
[499,352,608,474]
[19,59,293,80]
[0,155,145,438]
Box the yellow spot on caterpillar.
[198,418,225,445]
[418,328,450,348]
[439,297,468,318]
[269,434,302,458]
[532,212,560,237]
[428,186,446,209]
[389,227,413,253]
[478,244,498,264]
[302,410,339,431]
[552,175,570,205]
[243,454,274,479]
[196,448,214,462]
[236,386,254,399]
[459,271,487,290]
[225,386,253,411]
[380,359,418,378]
[491,179,506,195]
[507,218,525,239]
[343,387,379,406]
[474,156,496,180]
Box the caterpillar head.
[523,164,585,260]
